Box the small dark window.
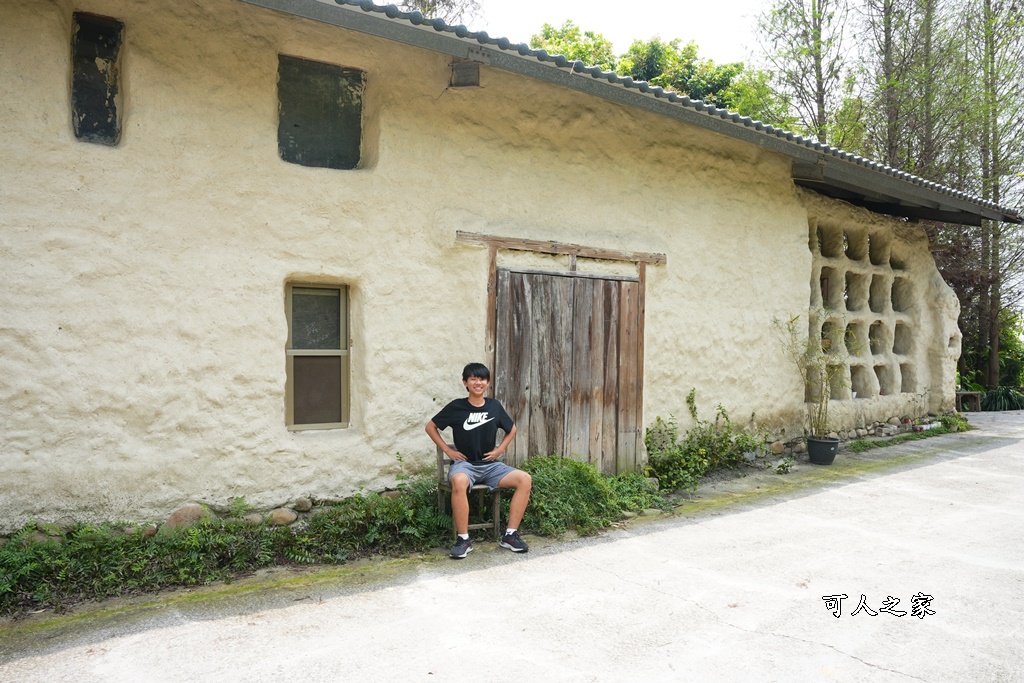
[278,55,363,170]
[451,61,480,87]
[71,12,124,145]
[287,285,350,428]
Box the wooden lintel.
[456,231,667,265]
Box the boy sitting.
[425,363,532,558]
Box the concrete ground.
[2,412,1023,682]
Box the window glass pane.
[293,356,342,424]
[278,55,363,170]
[292,288,341,349]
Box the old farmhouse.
[1,0,1020,529]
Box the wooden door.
[493,269,643,474]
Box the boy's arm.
[425,420,466,461]
[482,423,517,462]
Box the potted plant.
[775,313,845,465]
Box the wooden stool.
[436,444,507,541]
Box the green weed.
[645,390,766,492]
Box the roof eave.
[240,0,1023,227]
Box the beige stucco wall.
[0,0,956,530]
[802,191,960,419]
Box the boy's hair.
[462,362,491,382]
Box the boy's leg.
[496,469,532,530]
[450,472,471,535]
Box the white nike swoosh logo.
[463,417,496,431]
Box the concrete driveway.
[2,412,1023,682]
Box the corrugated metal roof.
[243,0,1022,226]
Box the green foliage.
[999,309,1024,388]
[937,413,971,432]
[396,0,480,25]
[292,481,451,560]
[776,457,795,474]
[0,520,289,615]
[607,472,666,513]
[757,0,850,144]
[775,313,848,437]
[645,390,766,492]
[644,416,707,492]
[518,456,666,537]
[722,68,797,128]
[846,426,953,452]
[1,463,669,615]
[229,496,253,518]
[0,478,453,616]
[981,385,1024,411]
[529,21,617,72]
[618,38,744,108]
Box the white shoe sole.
[450,545,473,559]
[499,541,528,553]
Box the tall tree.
[619,38,745,109]
[529,21,618,72]
[722,68,797,128]
[757,0,851,144]
[973,0,1024,386]
[398,0,480,25]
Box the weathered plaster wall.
[800,190,960,431]
[0,0,946,529]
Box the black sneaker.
[499,530,529,553]
[450,536,473,559]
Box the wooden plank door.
[494,269,642,474]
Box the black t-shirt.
[431,397,515,463]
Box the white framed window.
[286,284,350,429]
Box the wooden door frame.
[455,230,666,461]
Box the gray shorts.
[449,460,518,491]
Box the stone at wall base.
[164,503,209,530]
[268,508,298,526]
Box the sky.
[471,0,765,65]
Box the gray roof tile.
[247,0,1021,224]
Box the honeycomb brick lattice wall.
[809,221,918,404]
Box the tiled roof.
[245,0,1022,226]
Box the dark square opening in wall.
[822,319,841,355]
[869,275,889,313]
[819,224,843,259]
[894,323,912,355]
[71,12,124,145]
[875,364,898,396]
[869,232,891,266]
[820,267,842,309]
[830,365,848,400]
[892,277,914,313]
[850,364,873,398]
[900,364,916,393]
[869,321,889,355]
[846,322,868,357]
[845,272,869,311]
[450,60,480,87]
[278,55,364,170]
[845,230,868,261]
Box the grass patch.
[644,390,767,492]
[846,413,970,452]
[846,427,954,452]
[1,460,664,617]
[518,456,666,536]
